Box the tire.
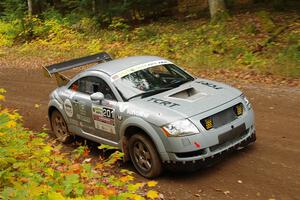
[50,110,72,143]
[128,134,162,178]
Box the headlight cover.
[241,94,251,110]
[162,119,199,137]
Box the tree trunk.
[208,0,226,18]
[99,0,108,14]
[92,0,96,15]
[27,0,33,16]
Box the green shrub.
[72,17,99,34]
[238,51,265,68]
[132,25,158,41]
[0,20,23,46]
[108,17,130,30]
[0,12,299,78]
[275,44,300,77]
[244,23,259,35]
[256,11,276,33]
[210,11,231,24]
[41,8,64,22]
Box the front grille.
[201,103,243,130]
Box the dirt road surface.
[0,67,300,200]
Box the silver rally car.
[44,52,256,178]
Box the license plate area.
[218,123,246,144]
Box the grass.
[0,10,299,78]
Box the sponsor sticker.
[92,105,116,134]
[111,60,172,82]
[196,80,223,89]
[118,103,149,118]
[147,97,180,108]
[64,99,73,117]
[78,102,87,116]
[76,114,91,123]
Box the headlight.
[241,94,251,110]
[162,119,199,137]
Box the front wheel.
[50,110,72,143]
[128,134,162,178]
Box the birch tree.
[27,0,33,16]
[208,0,226,18]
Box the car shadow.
[130,144,257,182]
[158,145,256,181]
[48,132,257,181]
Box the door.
[69,76,118,141]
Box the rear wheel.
[51,110,72,143]
[128,134,162,178]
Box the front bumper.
[157,97,256,163]
[163,128,256,164]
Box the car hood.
[127,78,242,126]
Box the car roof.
[86,56,167,76]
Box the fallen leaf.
[0,95,5,101]
[128,183,144,192]
[101,188,116,196]
[159,193,164,199]
[147,181,158,187]
[20,177,29,183]
[120,169,134,175]
[68,163,82,174]
[83,158,92,163]
[256,192,261,196]
[34,104,41,108]
[6,120,17,128]
[120,175,134,182]
[83,148,90,157]
[147,190,159,199]
[94,163,103,170]
[129,194,145,200]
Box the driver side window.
[69,76,116,101]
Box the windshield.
[113,64,194,100]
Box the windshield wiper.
[127,87,173,101]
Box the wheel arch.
[48,106,58,119]
[48,99,69,130]
[120,117,169,162]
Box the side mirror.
[90,92,104,102]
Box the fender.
[48,98,70,125]
[119,116,170,161]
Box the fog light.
[234,103,243,116]
[201,117,213,130]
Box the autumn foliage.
[0,89,160,200]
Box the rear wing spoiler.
[43,52,113,86]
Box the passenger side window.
[69,76,116,101]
